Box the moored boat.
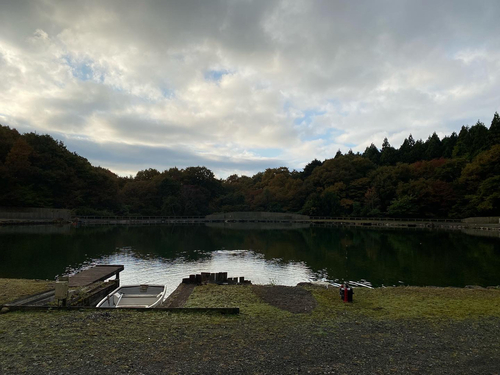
[96,284,166,308]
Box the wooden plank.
[68,265,124,287]
[1,305,239,314]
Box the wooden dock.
[68,265,124,287]
[182,272,251,285]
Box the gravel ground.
[1,313,499,374]
[1,284,499,375]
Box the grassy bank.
[186,283,500,320]
[0,278,54,305]
[1,280,500,374]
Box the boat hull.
[96,284,167,308]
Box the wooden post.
[55,279,69,307]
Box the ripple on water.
[87,248,321,297]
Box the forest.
[0,112,499,218]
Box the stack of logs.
[182,272,251,285]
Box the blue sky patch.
[161,87,175,98]
[63,55,94,81]
[204,69,230,82]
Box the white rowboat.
[96,284,167,308]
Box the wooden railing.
[309,216,462,223]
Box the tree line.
[0,112,499,218]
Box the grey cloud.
[59,134,287,178]
[1,0,499,176]
[104,115,209,145]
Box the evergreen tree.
[489,111,500,146]
[469,121,489,157]
[441,132,458,158]
[362,143,380,164]
[424,133,442,160]
[379,138,397,165]
[409,139,425,162]
[399,134,415,163]
[452,126,472,158]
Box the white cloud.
[0,0,499,177]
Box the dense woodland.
[1,112,499,218]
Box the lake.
[1,224,499,293]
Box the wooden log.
[239,276,245,283]
[209,273,216,282]
[195,274,202,284]
[1,305,240,314]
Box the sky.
[0,0,499,178]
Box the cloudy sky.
[1,0,499,178]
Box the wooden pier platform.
[69,265,124,287]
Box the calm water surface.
[1,224,499,294]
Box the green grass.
[360,286,500,319]
[185,284,500,321]
[185,284,290,318]
[306,285,500,320]
[0,278,54,305]
[3,278,499,321]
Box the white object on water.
[348,280,374,289]
[96,284,166,308]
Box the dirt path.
[160,283,195,308]
[252,285,317,313]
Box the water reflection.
[95,248,314,293]
[0,224,499,288]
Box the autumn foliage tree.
[1,112,500,218]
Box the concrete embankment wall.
[462,217,500,224]
[0,207,71,221]
[206,212,310,221]
[206,222,310,230]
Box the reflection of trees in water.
[0,225,499,286]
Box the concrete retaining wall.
[462,217,500,224]
[0,207,71,221]
[206,212,309,221]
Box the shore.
[1,279,500,374]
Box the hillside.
[1,112,499,218]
